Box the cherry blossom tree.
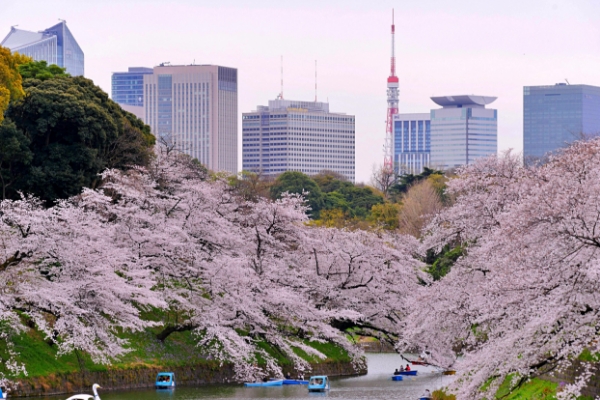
[0,143,423,383]
[400,143,600,399]
[93,147,423,380]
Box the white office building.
[242,99,355,181]
[429,95,498,170]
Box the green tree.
[369,203,401,230]
[18,60,69,81]
[389,167,445,201]
[270,171,324,217]
[0,119,32,199]
[0,46,31,122]
[229,170,273,201]
[426,245,465,281]
[5,76,155,204]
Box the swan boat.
[307,375,330,392]
[65,383,101,400]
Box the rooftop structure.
[1,21,84,76]
[430,95,497,108]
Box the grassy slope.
[433,377,594,400]
[0,324,351,379]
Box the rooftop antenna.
[314,60,318,102]
[279,55,284,100]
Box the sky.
[1,0,599,183]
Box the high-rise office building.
[112,67,153,107]
[1,21,84,76]
[523,84,600,161]
[430,95,498,170]
[242,99,355,181]
[143,64,238,173]
[393,113,431,175]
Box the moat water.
[39,354,454,400]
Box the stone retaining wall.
[540,360,600,398]
[358,341,396,353]
[6,360,366,398]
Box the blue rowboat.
[307,375,330,392]
[391,375,404,381]
[155,372,175,389]
[398,370,418,376]
[244,380,283,387]
[283,379,308,385]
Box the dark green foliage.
[331,182,384,218]
[4,76,154,204]
[0,119,32,199]
[426,245,465,281]
[271,170,384,220]
[390,167,444,199]
[314,171,384,218]
[18,60,69,81]
[270,171,325,217]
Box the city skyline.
[1,0,599,182]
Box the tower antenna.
[315,60,318,102]
[384,8,399,174]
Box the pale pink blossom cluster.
[0,145,421,382]
[401,141,600,398]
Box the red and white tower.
[384,9,399,172]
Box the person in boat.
[393,369,400,375]
[399,365,404,372]
[405,364,411,371]
[285,373,291,379]
[421,388,432,398]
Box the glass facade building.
[429,95,498,170]
[111,67,153,106]
[1,21,84,76]
[143,64,238,173]
[242,99,355,181]
[523,84,600,161]
[393,113,431,175]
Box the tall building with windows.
[523,84,600,161]
[393,113,431,175]
[112,67,153,107]
[242,99,355,181]
[1,21,84,76]
[143,64,238,173]
[429,95,498,170]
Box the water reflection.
[37,354,455,400]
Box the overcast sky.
[2,0,599,182]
